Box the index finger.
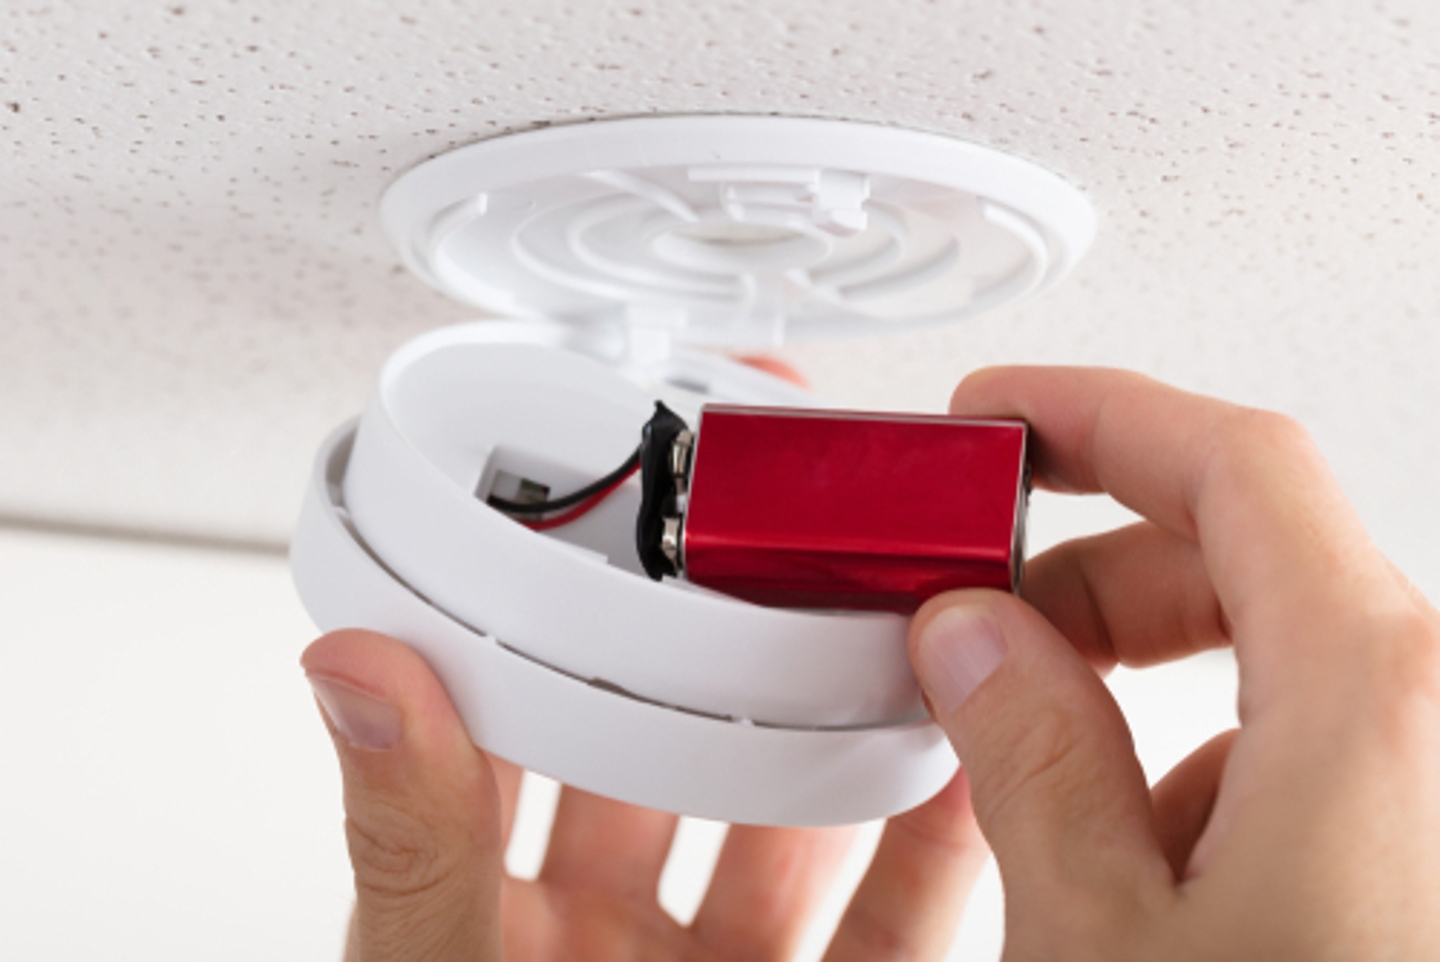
[950,367,1404,685]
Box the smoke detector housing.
[292,117,1095,826]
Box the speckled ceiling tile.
[0,0,1436,592]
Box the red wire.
[521,464,641,532]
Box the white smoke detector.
[293,117,1095,826]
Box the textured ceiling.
[2,1,1437,593]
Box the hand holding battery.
[912,366,1440,958]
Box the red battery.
[677,406,1029,613]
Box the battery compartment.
[384,336,664,579]
[340,325,924,730]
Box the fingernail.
[914,607,1008,715]
[308,675,402,751]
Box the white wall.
[0,530,351,961]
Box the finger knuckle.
[1404,610,1440,678]
[836,902,911,959]
[892,789,982,856]
[1377,611,1440,730]
[344,800,461,903]
[972,705,1092,831]
[1223,407,1311,450]
[1215,408,1326,479]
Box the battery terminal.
[670,430,695,496]
[661,516,684,569]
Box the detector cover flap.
[381,116,1096,359]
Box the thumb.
[909,591,1172,915]
[302,630,504,962]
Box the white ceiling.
[2,1,1437,594]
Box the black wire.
[487,447,642,516]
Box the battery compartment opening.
[475,443,648,577]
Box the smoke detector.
[292,117,1095,826]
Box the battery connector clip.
[635,402,691,580]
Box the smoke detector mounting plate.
[382,116,1096,352]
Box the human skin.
[302,366,1440,960]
